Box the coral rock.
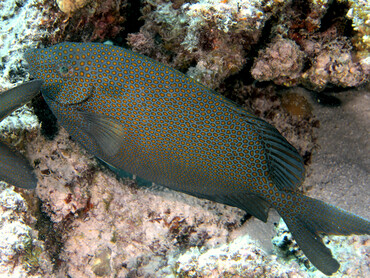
[251,38,305,86]
[346,0,370,61]
[128,0,280,88]
[302,38,368,91]
[56,0,89,14]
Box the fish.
[0,80,43,189]
[24,42,369,275]
[0,80,43,121]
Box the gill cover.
[25,44,93,105]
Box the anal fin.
[215,193,271,222]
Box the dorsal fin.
[200,89,305,191]
[220,193,271,222]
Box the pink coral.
[27,129,95,223]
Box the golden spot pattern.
[24,42,306,204]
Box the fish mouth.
[24,48,41,68]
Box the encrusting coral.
[301,37,368,91]
[127,0,369,92]
[42,0,128,43]
[252,36,368,91]
[251,0,369,90]
[128,0,282,89]
[251,38,305,87]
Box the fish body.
[0,80,42,189]
[25,43,369,275]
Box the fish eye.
[57,63,74,78]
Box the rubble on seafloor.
[0,0,369,277]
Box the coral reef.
[35,0,369,91]
[0,0,369,276]
[0,183,52,276]
[128,0,284,89]
[0,0,43,142]
[26,127,244,277]
[251,0,369,91]
[301,37,367,91]
[251,38,305,87]
[28,129,96,223]
[41,0,128,43]
[0,0,44,84]
[128,0,369,91]
[36,0,369,90]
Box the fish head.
[24,42,95,105]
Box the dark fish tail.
[0,80,42,189]
[0,141,37,189]
[0,79,43,121]
[273,191,370,275]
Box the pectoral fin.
[76,109,126,158]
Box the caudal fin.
[275,191,370,275]
[0,141,37,189]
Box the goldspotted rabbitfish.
[25,42,369,275]
[0,80,42,189]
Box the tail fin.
[274,191,370,275]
